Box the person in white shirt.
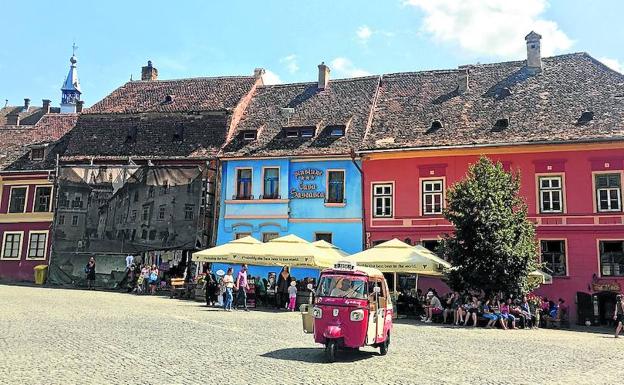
[425,292,443,323]
[125,254,134,269]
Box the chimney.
[525,31,542,72]
[76,100,84,113]
[23,98,31,112]
[318,62,330,90]
[141,60,158,81]
[42,99,51,114]
[457,68,469,94]
[253,68,266,78]
[7,111,20,126]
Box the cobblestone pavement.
[1,285,624,385]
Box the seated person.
[500,298,517,329]
[330,278,352,297]
[482,299,498,328]
[424,291,443,323]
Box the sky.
[1,0,623,108]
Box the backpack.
[149,272,158,282]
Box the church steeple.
[60,43,82,113]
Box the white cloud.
[330,57,371,78]
[261,70,282,85]
[404,0,573,58]
[279,54,299,74]
[356,25,373,42]
[599,57,624,74]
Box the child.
[288,280,298,311]
[136,275,144,294]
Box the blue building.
[217,64,380,254]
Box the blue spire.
[61,43,81,113]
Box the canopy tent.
[529,269,553,285]
[346,239,451,275]
[191,234,346,269]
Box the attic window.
[495,87,512,100]
[493,118,509,131]
[31,148,45,161]
[428,120,443,133]
[285,129,299,138]
[164,94,174,103]
[328,125,346,137]
[126,126,138,143]
[578,111,594,124]
[300,128,315,138]
[243,131,257,141]
[173,125,184,142]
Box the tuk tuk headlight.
[312,306,322,319]
[350,309,365,322]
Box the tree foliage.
[440,157,538,296]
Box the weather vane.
[72,42,78,56]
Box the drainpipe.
[350,149,366,251]
[209,158,222,248]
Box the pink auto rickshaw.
[301,261,393,362]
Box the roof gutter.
[356,136,624,155]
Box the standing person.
[222,268,235,311]
[276,266,291,309]
[288,280,298,311]
[235,264,250,311]
[149,264,159,295]
[125,254,134,269]
[141,264,150,295]
[614,294,624,338]
[205,273,218,307]
[85,257,96,290]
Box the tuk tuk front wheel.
[379,333,390,356]
[325,340,337,362]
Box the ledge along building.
[48,61,261,286]
[217,64,379,255]
[360,32,624,325]
[0,50,81,280]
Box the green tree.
[440,157,538,296]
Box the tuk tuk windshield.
[316,275,368,299]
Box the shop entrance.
[596,291,618,326]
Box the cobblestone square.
[1,285,623,385]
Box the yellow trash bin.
[34,265,48,285]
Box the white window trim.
[261,166,280,199]
[33,185,54,213]
[234,167,253,200]
[538,238,568,277]
[420,177,445,216]
[537,174,565,214]
[593,171,624,213]
[314,232,333,244]
[326,169,346,205]
[372,182,394,218]
[26,230,49,261]
[597,238,624,277]
[1,231,24,260]
[8,186,29,214]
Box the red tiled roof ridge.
[129,74,256,83]
[258,75,381,89]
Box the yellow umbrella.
[346,239,451,275]
[311,240,350,266]
[256,234,341,268]
[529,269,553,285]
[191,236,265,264]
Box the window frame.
[26,230,49,261]
[262,232,280,242]
[598,239,624,277]
[593,172,623,213]
[33,185,53,213]
[184,204,195,221]
[539,239,568,277]
[71,215,79,227]
[537,174,565,214]
[325,169,346,205]
[420,178,445,216]
[235,232,252,240]
[235,167,253,200]
[30,147,45,161]
[371,182,394,218]
[8,186,28,214]
[314,232,333,244]
[262,167,280,200]
[1,231,24,260]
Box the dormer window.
[172,125,184,142]
[428,120,443,133]
[578,111,594,124]
[242,131,257,141]
[31,148,45,161]
[300,128,315,138]
[328,125,346,137]
[126,126,138,143]
[164,94,173,103]
[493,118,509,132]
[285,129,300,138]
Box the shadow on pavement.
[261,347,376,363]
